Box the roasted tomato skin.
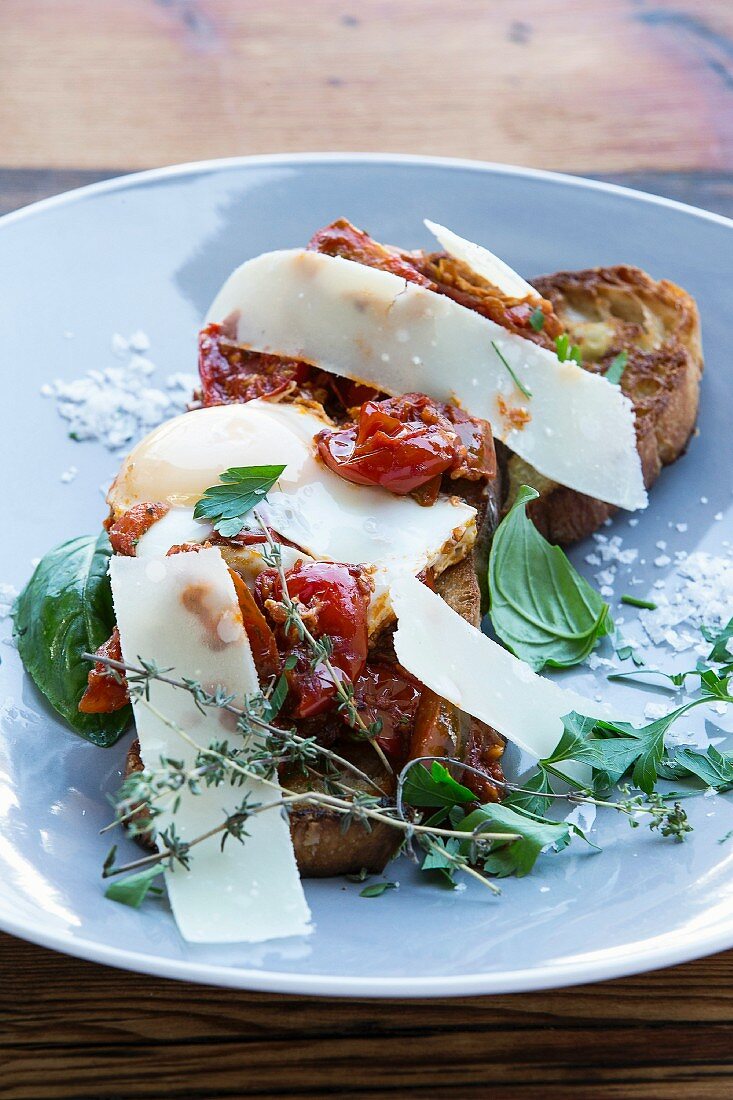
[255,561,370,719]
[316,392,495,501]
[198,322,312,406]
[307,218,432,287]
[108,502,169,556]
[349,661,422,764]
[227,569,280,681]
[79,627,129,714]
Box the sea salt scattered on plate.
[41,332,196,451]
[0,584,18,620]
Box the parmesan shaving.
[206,249,646,511]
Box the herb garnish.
[605,350,629,385]
[491,340,533,399]
[488,485,612,670]
[360,881,397,898]
[620,594,657,610]
[702,617,733,663]
[13,531,131,744]
[529,307,545,332]
[555,334,583,365]
[193,465,286,537]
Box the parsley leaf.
[105,867,164,909]
[456,803,573,878]
[541,709,693,794]
[420,837,463,886]
[488,485,612,670]
[503,768,554,816]
[605,350,628,385]
[702,617,733,663]
[672,746,733,792]
[402,761,475,809]
[193,465,286,538]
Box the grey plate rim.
[3,153,733,997]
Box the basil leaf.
[488,485,612,670]
[105,868,164,909]
[401,761,475,809]
[193,464,286,537]
[13,532,131,746]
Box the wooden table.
[2,2,733,1096]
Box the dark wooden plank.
[2,932,733,1098]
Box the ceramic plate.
[2,155,733,996]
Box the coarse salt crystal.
[654,555,671,568]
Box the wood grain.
[3,931,733,1099]
[0,0,732,174]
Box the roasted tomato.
[349,661,422,764]
[199,322,312,406]
[227,569,280,681]
[255,561,370,719]
[79,627,129,714]
[316,392,495,503]
[307,218,432,287]
[108,502,169,556]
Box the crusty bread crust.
[505,266,703,544]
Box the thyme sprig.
[101,697,518,885]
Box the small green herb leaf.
[105,867,164,909]
[488,485,612,670]
[620,594,657,611]
[528,307,545,332]
[555,334,582,364]
[456,803,573,878]
[194,465,286,538]
[359,881,397,898]
[702,617,733,663]
[13,532,131,745]
[402,761,475,809]
[605,350,628,385]
[673,746,733,792]
[491,340,532,399]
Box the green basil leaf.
[488,485,612,670]
[193,464,286,537]
[401,761,475,809]
[13,532,131,746]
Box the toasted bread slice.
[503,266,703,544]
